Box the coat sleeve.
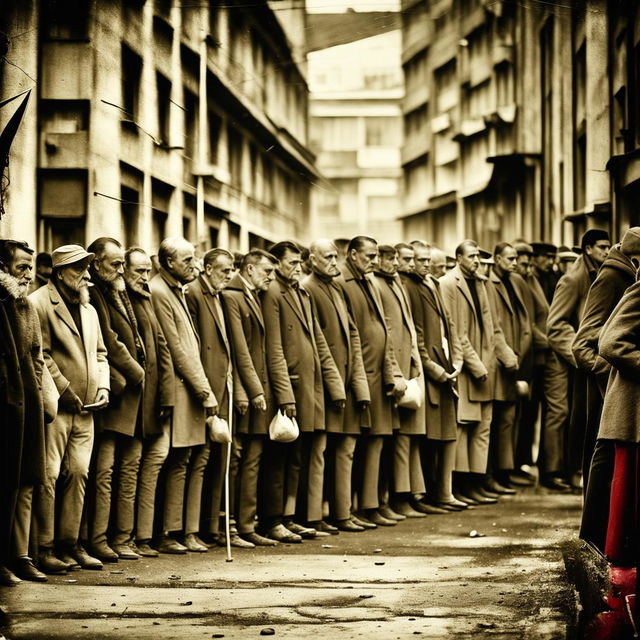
[262,286,295,407]
[310,296,345,402]
[223,292,264,401]
[529,280,549,352]
[348,313,371,403]
[440,277,488,379]
[598,284,640,377]
[155,317,175,408]
[486,281,518,370]
[94,312,111,391]
[547,273,579,367]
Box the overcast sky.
[306,0,400,13]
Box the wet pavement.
[0,487,582,640]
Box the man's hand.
[476,373,488,383]
[159,406,172,421]
[235,401,249,416]
[59,387,84,414]
[251,394,267,411]
[280,403,296,419]
[333,398,346,410]
[391,378,408,401]
[92,388,110,410]
[206,405,218,418]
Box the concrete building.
[400,0,639,252]
[0,0,316,254]
[307,12,404,241]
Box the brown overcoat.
[303,272,370,434]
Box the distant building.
[307,12,404,241]
[400,0,639,252]
[0,0,316,253]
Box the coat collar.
[47,280,83,337]
[276,272,310,331]
[307,272,350,339]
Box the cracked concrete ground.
[0,487,581,639]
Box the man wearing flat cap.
[30,245,110,573]
[547,229,610,490]
[530,242,559,304]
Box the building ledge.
[563,201,611,221]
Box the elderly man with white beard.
[31,245,110,574]
[85,238,146,563]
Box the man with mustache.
[85,238,146,562]
[30,245,110,573]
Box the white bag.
[269,410,299,443]
[207,415,231,443]
[397,377,423,410]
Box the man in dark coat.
[86,238,145,563]
[547,229,610,489]
[371,245,425,519]
[262,241,345,540]
[400,241,462,513]
[186,248,252,550]
[123,248,174,558]
[304,240,370,532]
[575,228,640,551]
[335,236,406,526]
[530,242,559,304]
[222,249,278,546]
[0,240,48,584]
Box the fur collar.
[0,270,24,300]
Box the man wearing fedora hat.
[30,245,110,573]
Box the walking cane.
[224,378,233,563]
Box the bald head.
[309,238,340,278]
[429,247,447,279]
[158,237,197,284]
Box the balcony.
[403,83,430,114]
[401,132,430,166]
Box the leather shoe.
[37,548,68,574]
[336,519,365,532]
[134,542,159,557]
[413,500,448,515]
[60,544,102,570]
[284,522,317,538]
[12,558,47,582]
[216,532,256,548]
[508,472,535,487]
[240,532,278,546]
[265,524,302,543]
[454,493,480,506]
[378,505,405,521]
[351,514,377,529]
[435,499,467,511]
[540,475,572,492]
[0,566,22,586]
[392,501,426,518]
[363,510,397,526]
[476,486,500,499]
[89,541,118,563]
[484,478,517,495]
[464,489,498,504]
[184,533,208,552]
[309,520,339,534]
[157,536,188,554]
[112,543,141,559]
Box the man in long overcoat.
[547,229,610,489]
[336,236,406,526]
[123,248,174,558]
[31,245,110,572]
[86,237,145,562]
[222,249,277,546]
[371,245,425,518]
[439,240,498,505]
[485,243,531,492]
[402,241,462,511]
[150,237,217,554]
[262,241,345,539]
[304,240,370,532]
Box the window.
[183,91,197,161]
[39,169,87,218]
[573,42,586,211]
[365,117,402,147]
[41,100,89,132]
[209,111,222,164]
[42,0,90,40]
[227,127,243,188]
[435,60,458,114]
[121,186,139,248]
[122,45,142,121]
[157,72,172,145]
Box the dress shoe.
[57,550,81,571]
[540,475,572,492]
[454,493,481,506]
[111,543,141,559]
[516,468,537,483]
[216,532,256,548]
[484,478,517,495]
[184,533,208,552]
[392,501,426,518]
[265,524,302,543]
[240,532,278,546]
[351,514,377,529]
[37,548,68,574]
[12,558,47,582]
[503,471,535,487]
[60,543,103,570]
[309,520,339,534]
[435,499,468,511]
[89,541,119,563]
[284,522,317,538]
[157,536,188,554]
[464,489,498,504]
[134,541,159,557]
[0,566,22,586]
[363,510,397,526]
[378,505,406,521]
[412,501,448,515]
[476,486,500,499]
[336,518,366,532]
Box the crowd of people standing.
[0,225,636,586]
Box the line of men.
[2,228,620,586]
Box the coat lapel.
[490,272,514,315]
[199,277,231,357]
[48,283,80,337]
[244,287,265,330]
[318,278,350,340]
[283,284,310,332]
[453,268,477,319]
